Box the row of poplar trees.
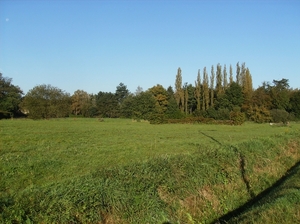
[175,62,253,114]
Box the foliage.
[289,90,300,118]
[121,91,157,120]
[202,66,210,111]
[269,79,290,110]
[0,73,23,118]
[95,91,118,117]
[21,84,70,119]
[174,67,184,112]
[71,90,92,117]
[194,69,201,110]
[5,62,299,124]
[270,109,290,124]
[115,82,130,105]
[217,82,244,111]
[230,110,246,125]
[148,84,169,114]
[248,105,272,123]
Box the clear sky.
[1,0,300,95]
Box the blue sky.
[1,0,299,95]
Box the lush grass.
[223,161,300,224]
[0,118,299,223]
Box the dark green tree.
[270,79,290,110]
[165,86,182,119]
[0,73,23,118]
[217,82,244,111]
[21,84,70,119]
[289,90,300,118]
[115,83,129,105]
[95,91,118,118]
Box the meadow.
[0,118,299,223]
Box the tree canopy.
[1,62,299,123]
[0,73,23,118]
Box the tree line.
[1,62,300,124]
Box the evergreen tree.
[186,83,196,114]
[115,83,129,105]
[165,86,182,119]
[210,65,215,107]
[194,69,201,111]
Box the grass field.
[1,118,300,223]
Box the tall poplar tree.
[236,62,241,85]
[229,64,233,84]
[184,85,188,115]
[215,63,223,98]
[194,69,201,111]
[202,67,209,111]
[223,64,228,91]
[242,68,253,112]
[210,65,215,107]
[240,62,246,87]
[175,67,184,112]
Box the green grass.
[0,118,299,223]
[224,161,300,224]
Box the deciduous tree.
[194,69,201,111]
[0,73,23,118]
[210,65,215,107]
[174,67,184,112]
[215,63,223,98]
[21,84,70,119]
[71,90,90,116]
[229,64,233,84]
[202,67,209,110]
[223,64,228,91]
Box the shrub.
[230,111,245,125]
[271,109,289,124]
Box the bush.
[248,106,271,123]
[271,109,289,124]
[230,111,245,125]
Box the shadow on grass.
[211,160,300,224]
[200,131,223,146]
[200,131,255,198]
